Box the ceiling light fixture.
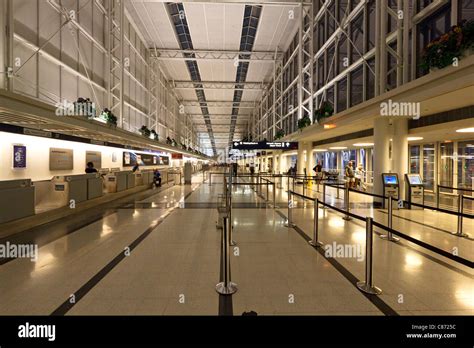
[314,149,328,152]
[353,143,374,147]
[324,124,337,129]
[407,137,424,141]
[329,146,348,150]
[456,127,474,133]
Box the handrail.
[287,190,473,268]
[438,184,474,192]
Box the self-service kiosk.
[382,173,400,209]
[405,174,424,209]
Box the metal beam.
[139,0,302,5]
[151,49,282,63]
[171,80,266,91]
[181,101,256,108]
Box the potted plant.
[420,20,474,72]
[297,114,311,131]
[139,125,151,138]
[314,102,334,123]
[274,129,285,140]
[150,130,159,141]
[100,108,117,126]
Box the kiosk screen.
[407,174,422,185]
[383,174,398,185]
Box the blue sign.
[13,145,27,169]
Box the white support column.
[391,119,408,200]
[0,0,13,91]
[373,117,392,205]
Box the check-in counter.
[86,173,103,200]
[105,171,128,193]
[0,179,35,224]
[126,172,135,189]
[141,170,153,186]
[134,172,144,186]
[52,174,88,205]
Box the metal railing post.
[228,170,236,246]
[266,179,269,201]
[215,216,237,295]
[343,182,352,221]
[380,196,400,242]
[302,178,306,196]
[456,194,468,237]
[356,217,382,295]
[436,184,440,209]
[309,199,323,247]
[322,183,327,209]
[209,172,211,186]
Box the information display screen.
[383,174,398,185]
[407,174,423,185]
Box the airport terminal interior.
[0,0,473,318]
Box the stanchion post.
[356,217,382,295]
[273,182,276,208]
[228,170,237,246]
[209,172,211,186]
[380,196,400,242]
[266,180,269,201]
[309,199,323,247]
[215,216,237,295]
[436,185,440,210]
[343,182,352,221]
[456,194,468,237]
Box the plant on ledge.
[100,108,117,126]
[314,101,334,123]
[166,137,173,145]
[150,130,159,141]
[297,114,311,131]
[139,125,151,138]
[172,139,178,147]
[274,129,285,140]
[420,20,474,72]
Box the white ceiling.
[127,0,300,154]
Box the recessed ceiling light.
[329,146,347,150]
[456,127,474,133]
[324,124,337,129]
[314,149,327,152]
[407,137,424,141]
[353,143,374,147]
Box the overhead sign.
[232,141,298,150]
[172,153,183,160]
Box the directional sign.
[232,141,298,150]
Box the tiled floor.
[0,171,472,316]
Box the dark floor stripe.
[50,207,177,316]
[274,210,399,316]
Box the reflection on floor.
[0,172,472,315]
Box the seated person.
[153,169,162,187]
[85,161,98,173]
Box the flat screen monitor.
[407,174,423,185]
[383,174,398,185]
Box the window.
[439,142,454,193]
[338,35,348,74]
[350,13,364,63]
[350,65,363,107]
[367,0,376,51]
[460,0,474,21]
[337,77,347,113]
[409,145,420,174]
[417,5,451,76]
[366,58,375,100]
[457,140,474,190]
[423,144,435,190]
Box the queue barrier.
[287,189,474,296]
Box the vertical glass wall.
[409,145,421,174]
[423,144,436,190]
[458,141,474,190]
[439,142,454,193]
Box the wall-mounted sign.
[232,141,298,150]
[172,153,183,160]
[123,151,168,167]
[86,151,102,169]
[50,148,74,170]
[12,144,27,169]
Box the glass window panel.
[337,77,347,113]
[423,143,435,190]
[461,0,474,21]
[439,142,454,193]
[350,65,363,107]
[457,140,474,190]
[409,145,421,174]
